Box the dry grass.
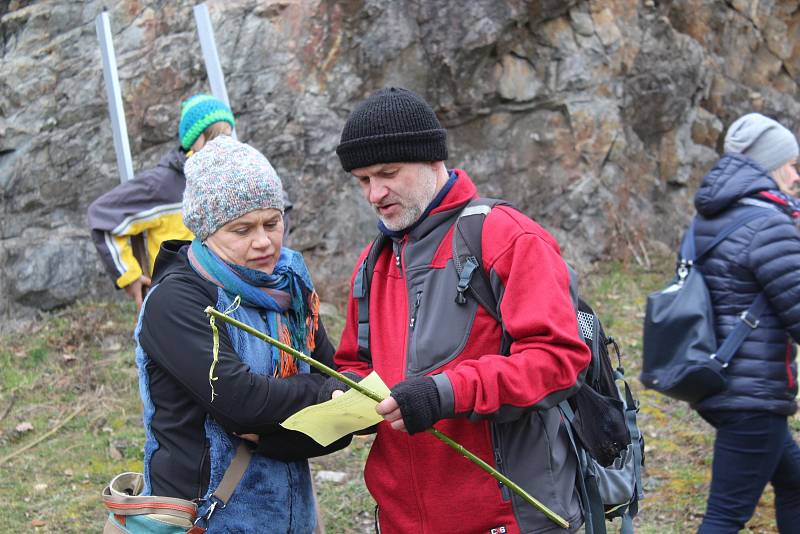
[0,259,790,532]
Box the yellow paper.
[280,371,390,446]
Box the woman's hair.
[771,163,793,184]
[202,121,233,143]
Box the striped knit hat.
[183,136,284,241]
[178,94,235,150]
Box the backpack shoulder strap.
[712,292,770,367]
[452,198,515,354]
[559,400,607,534]
[354,233,389,361]
[452,197,510,322]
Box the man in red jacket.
[331,87,591,533]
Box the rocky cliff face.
[1,0,799,325]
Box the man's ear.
[432,161,449,185]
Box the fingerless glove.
[390,376,442,435]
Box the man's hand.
[376,377,442,435]
[124,275,152,310]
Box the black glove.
[317,372,361,403]
[390,376,442,435]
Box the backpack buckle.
[709,353,728,368]
[455,257,479,305]
[739,310,759,329]
[676,260,691,282]
[194,500,216,526]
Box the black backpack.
[356,198,645,534]
[641,207,770,403]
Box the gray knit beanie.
[183,136,284,241]
[724,112,799,172]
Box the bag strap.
[452,198,584,357]
[212,442,253,504]
[193,442,254,527]
[452,199,506,320]
[711,292,770,367]
[621,380,644,506]
[559,401,607,534]
[685,207,771,261]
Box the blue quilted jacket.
[692,154,800,415]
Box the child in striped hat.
[178,93,236,155]
[88,94,292,310]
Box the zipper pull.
[409,291,422,328]
[393,240,402,269]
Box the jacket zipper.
[490,423,511,501]
[409,291,422,329]
[198,441,210,500]
[393,239,404,273]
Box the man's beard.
[376,168,438,231]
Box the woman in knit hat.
[690,113,800,532]
[128,136,348,533]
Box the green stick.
[205,306,569,529]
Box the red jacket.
[335,170,591,533]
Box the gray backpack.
[641,207,770,404]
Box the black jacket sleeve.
[255,427,351,461]
[139,274,329,435]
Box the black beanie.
[336,87,448,172]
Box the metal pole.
[96,10,149,275]
[193,3,237,140]
[96,11,134,183]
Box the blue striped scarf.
[188,240,319,376]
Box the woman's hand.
[376,396,406,432]
[236,433,260,444]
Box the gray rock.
[496,54,542,102]
[569,9,595,37]
[2,0,800,327]
[624,18,708,144]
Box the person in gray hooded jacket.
[692,112,800,533]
